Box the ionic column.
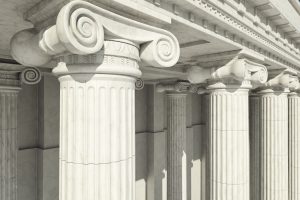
[53,39,139,200]
[186,59,268,200]
[250,71,295,200]
[0,66,41,200]
[10,1,180,200]
[288,79,300,200]
[208,82,250,200]
[249,94,261,200]
[157,82,191,200]
[0,73,19,200]
[187,58,268,200]
[167,93,187,200]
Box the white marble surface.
[208,88,250,200]
[289,92,300,200]
[256,90,289,200]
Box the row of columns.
[3,1,300,200]
[159,68,300,200]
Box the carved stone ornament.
[156,81,191,93]
[187,58,268,86]
[20,67,42,85]
[10,0,180,69]
[135,78,144,90]
[156,81,205,94]
[265,70,299,89]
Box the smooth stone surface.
[17,149,37,200]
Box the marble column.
[289,91,300,200]
[250,71,295,200]
[207,82,250,200]
[186,58,268,200]
[166,93,187,200]
[258,89,288,200]
[9,2,180,199]
[0,68,22,200]
[55,39,140,200]
[249,94,261,200]
[0,90,18,200]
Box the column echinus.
[250,70,298,200]
[0,66,41,200]
[10,1,180,200]
[187,59,268,200]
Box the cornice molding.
[10,1,180,69]
[158,0,300,70]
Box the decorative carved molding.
[156,81,191,93]
[0,69,21,90]
[53,39,142,82]
[11,1,180,69]
[264,70,298,89]
[20,67,42,85]
[156,81,206,94]
[160,0,300,69]
[187,58,268,86]
[135,78,144,90]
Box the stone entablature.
[162,0,300,68]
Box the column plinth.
[55,39,140,200]
[166,92,187,200]
[289,92,300,200]
[207,81,250,200]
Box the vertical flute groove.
[289,93,300,200]
[0,91,18,200]
[59,76,135,200]
[252,91,289,200]
[167,93,187,200]
[208,89,249,200]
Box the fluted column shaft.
[56,39,140,200]
[166,93,187,200]
[208,87,250,200]
[289,92,300,200]
[249,95,261,200]
[0,90,18,200]
[252,90,289,200]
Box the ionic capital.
[10,1,180,68]
[0,65,41,91]
[265,70,298,90]
[187,58,268,88]
[20,67,42,85]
